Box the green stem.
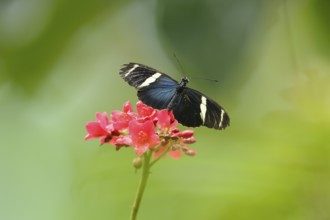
[130,150,152,220]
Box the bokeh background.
[1,0,330,219]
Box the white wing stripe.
[138,72,162,88]
[200,96,207,124]
[124,64,139,77]
[219,109,225,128]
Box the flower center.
[138,131,148,143]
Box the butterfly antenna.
[173,53,186,77]
[191,76,219,83]
[172,53,219,83]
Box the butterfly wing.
[120,63,178,109]
[173,87,230,129]
[120,63,230,130]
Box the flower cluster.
[85,101,196,159]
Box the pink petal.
[114,136,133,146]
[168,149,182,159]
[153,141,170,158]
[129,119,159,152]
[134,145,149,156]
[148,133,160,148]
[84,134,95,140]
[144,120,156,135]
[113,121,129,130]
[85,122,108,139]
[157,110,171,130]
[96,112,109,125]
[111,110,123,120]
[128,120,142,140]
[136,101,157,120]
[123,101,133,113]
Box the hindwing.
[173,88,230,129]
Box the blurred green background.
[1,0,330,219]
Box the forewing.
[120,63,178,110]
[120,63,176,88]
[137,76,178,109]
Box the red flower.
[156,109,178,132]
[85,112,114,144]
[85,112,132,147]
[136,101,157,121]
[112,101,136,130]
[129,119,160,155]
[85,101,197,158]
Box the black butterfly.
[119,63,230,130]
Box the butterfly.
[119,63,230,130]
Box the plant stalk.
[130,151,152,220]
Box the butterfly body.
[120,63,230,130]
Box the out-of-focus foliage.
[1,0,329,220]
[0,0,127,94]
[157,0,282,97]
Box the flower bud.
[182,137,196,144]
[171,128,180,134]
[185,149,196,156]
[170,129,181,138]
[132,157,143,169]
[181,145,189,151]
[179,130,194,138]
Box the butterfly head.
[177,77,189,93]
[181,77,189,85]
